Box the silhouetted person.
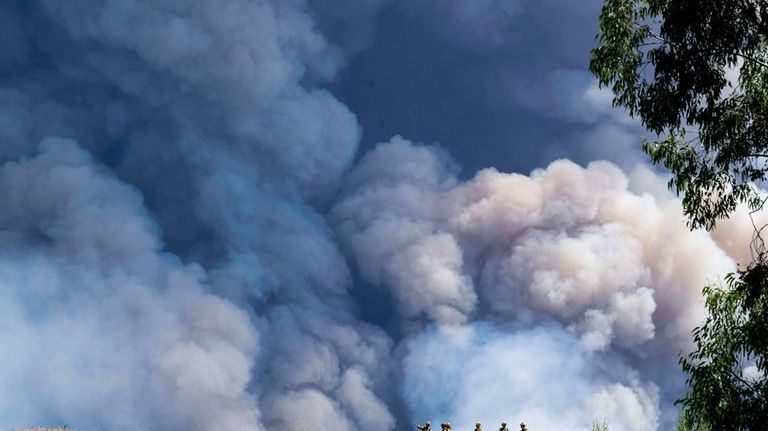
[499,422,509,431]
[416,421,432,431]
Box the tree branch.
[644,26,768,70]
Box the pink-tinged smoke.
[332,137,751,430]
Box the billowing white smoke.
[332,137,749,430]
[401,324,660,431]
[333,137,735,348]
[0,139,259,430]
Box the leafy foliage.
[677,268,768,430]
[590,0,768,229]
[592,1,768,429]
[676,408,711,431]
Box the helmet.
[501,423,507,427]
[426,421,431,425]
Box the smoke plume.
[332,137,748,429]
[0,2,757,431]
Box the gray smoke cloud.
[0,139,259,430]
[0,1,394,430]
[0,1,757,431]
[398,0,524,49]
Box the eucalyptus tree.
[591,1,768,429]
[591,0,768,229]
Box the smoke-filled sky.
[0,1,755,431]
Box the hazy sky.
[0,2,749,431]
[331,0,644,175]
